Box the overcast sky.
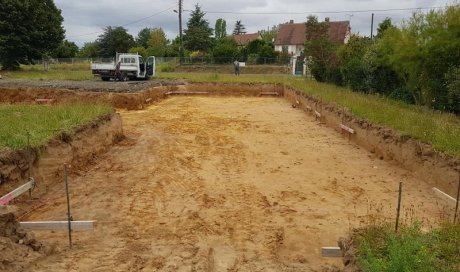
[54,0,455,47]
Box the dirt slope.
[21,97,448,271]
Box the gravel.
[0,79,185,92]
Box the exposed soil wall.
[0,83,283,110]
[184,82,284,96]
[0,86,171,110]
[0,113,123,197]
[283,86,460,196]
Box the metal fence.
[28,57,295,74]
[31,56,293,65]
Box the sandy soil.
[20,97,449,271]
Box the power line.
[200,6,448,15]
[67,5,175,39]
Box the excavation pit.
[0,81,458,271]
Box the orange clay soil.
[20,97,451,271]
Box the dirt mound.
[0,208,51,272]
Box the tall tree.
[260,25,279,43]
[378,6,460,110]
[212,37,238,63]
[338,35,372,91]
[233,21,246,35]
[305,15,329,41]
[183,4,213,52]
[304,15,341,84]
[77,42,100,58]
[165,36,181,57]
[97,26,135,57]
[0,0,65,70]
[215,18,227,40]
[136,28,152,48]
[147,28,168,57]
[375,18,395,39]
[52,40,79,58]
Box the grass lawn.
[2,63,94,81]
[0,103,113,149]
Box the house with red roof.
[275,19,351,57]
[232,33,262,47]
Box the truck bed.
[91,63,115,71]
[91,63,138,70]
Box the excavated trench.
[0,81,458,271]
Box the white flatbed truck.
[91,53,155,81]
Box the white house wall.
[275,45,305,57]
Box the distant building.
[232,33,262,47]
[275,19,351,57]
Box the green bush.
[445,67,460,113]
[158,62,176,72]
[247,54,259,65]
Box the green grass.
[3,63,94,80]
[158,73,460,158]
[356,222,460,272]
[0,103,113,149]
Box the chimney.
[325,17,330,22]
[289,20,294,24]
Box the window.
[121,57,136,64]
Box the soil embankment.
[0,81,282,110]
[283,87,460,197]
[0,113,123,204]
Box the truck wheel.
[101,77,110,81]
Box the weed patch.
[356,223,460,272]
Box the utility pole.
[178,0,183,63]
[370,13,374,39]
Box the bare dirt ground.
[20,97,448,271]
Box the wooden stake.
[455,174,460,224]
[395,182,403,232]
[64,164,72,248]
